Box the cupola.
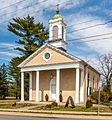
[48,4,67,52]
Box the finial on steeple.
[56,4,59,14]
[53,3,63,19]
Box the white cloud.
[77,46,93,52]
[86,6,100,12]
[65,13,112,54]
[0,51,21,57]
[0,0,88,25]
[0,43,17,48]
[38,0,87,10]
[77,54,100,71]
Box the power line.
[67,14,112,27]
[0,0,26,11]
[46,19,112,40]
[0,0,49,17]
[0,0,72,25]
[0,20,112,51]
[2,31,112,45]
[0,34,112,52]
[67,20,112,34]
[67,32,112,42]
[1,18,112,44]
[67,36,112,45]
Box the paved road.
[0,114,109,120]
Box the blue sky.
[0,0,112,67]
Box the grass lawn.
[30,106,112,113]
[0,103,38,109]
[0,99,19,104]
[0,100,37,109]
[104,102,112,106]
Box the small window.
[42,51,52,62]
[45,53,50,59]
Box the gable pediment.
[18,44,81,67]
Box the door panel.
[51,84,56,100]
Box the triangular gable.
[18,43,81,67]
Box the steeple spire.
[53,4,63,20]
[56,4,59,14]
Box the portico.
[20,61,85,104]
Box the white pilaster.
[29,72,32,101]
[56,69,60,102]
[58,23,62,39]
[75,68,80,104]
[21,72,24,101]
[80,70,84,102]
[36,71,39,102]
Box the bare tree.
[97,53,112,92]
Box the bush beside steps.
[46,102,58,109]
[86,100,93,108]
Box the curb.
[0,111,112,119]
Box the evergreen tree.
[0,64,8,99]
[8,57,29,100]
[8,15,49,99]
[8,15,49,57]
[8,57,23,99]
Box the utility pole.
[98,81,102,115]
[98,87,100,115]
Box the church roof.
[18,43,100,75]
[53,14,63,20]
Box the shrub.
[91,91,99,103]
[45,102,58,109]
[91,91,109,103]
[24,91,29,100]
[100,91,109,103]
[51,101,58,107]
[12,102,16,107]
[86,100,93,108]
[46,104,52,108]
[109,93,112,101]
[45,94,49,101]
[59,94,63,102]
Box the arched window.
[62,26,64,40]
[53,26,58,40]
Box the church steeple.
[48,4,67,52]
